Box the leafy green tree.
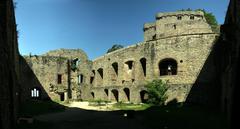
[107,44,124,53]
[145,79,168,105]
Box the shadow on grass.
[17,100,228,129]
[19,100,66,117]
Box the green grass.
[112,102,151,110]
[19,100,66,116]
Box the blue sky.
[15,0,229,60]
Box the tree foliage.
[107,44,124,53]
[145,79,168,105]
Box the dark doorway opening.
[123,88,130,101]
[60,93,64,101]
[90,76,94,84]
[111,89,119,102]
[57,74,62,84]
[140,90,148,103]
[104,89,108,96]
[91,92,95,99]
[159,58,177,76]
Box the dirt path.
[67,101,117,111]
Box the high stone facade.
[21,11,219,104]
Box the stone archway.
[111,89,119,102]
[140,90,148,103]
[159,58,177,76]
[123,88,130,102]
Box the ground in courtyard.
[17,100,228,129]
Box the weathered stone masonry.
[21,11,219,104]
[0,0,20,129]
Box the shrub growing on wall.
[107,44,124,53]
[179,9,219,33]
[145,79,168,105]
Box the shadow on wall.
[19,56,51,101]
[18,56,67,120]
[185,36,222,108]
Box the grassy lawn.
[19,100,66,116]
[112,102,151,110]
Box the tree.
[107,44,124,53]
[145,79,168,105]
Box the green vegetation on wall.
[107,44,124,53]
[179,9,219,33]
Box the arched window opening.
[190,15,194,20]
[125,61,133,70]
[31,88,40,98]
[159,58,177,76]
[78,74,84,84]
[90,70,95,84]
[140,90,148,103]
[123,88,130,101]
[104,89,109,96]
[177,15,182,20]
[111,89,119,102]
[140,58,147,77]
[112,62,118,75]
[97,68,103,79]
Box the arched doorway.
[104,89,109,96]
[140,90,148,103]
[159,58,177,76]
[111,89,119,102]
[123,88,130,102]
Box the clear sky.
[15,0,229,60]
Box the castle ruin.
[21,11,218,104]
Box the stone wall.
[86,33,217,103]
[144,11,212,41]
[21,49,92,102]
[20,55,69,101]
[0,0,20,128]
[22,10,219,105]
[214,0,240,127]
